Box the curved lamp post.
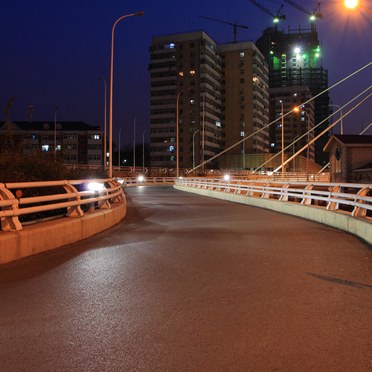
[108,11,144,178]
[192,129,200,170]
[98,78,107,171]
[294,106,312,182]
[176,89,185,178]
[279,100,284,180]
[330,104,344,135]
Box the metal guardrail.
[122,177,175,186]
[0,179,125,231]
[176,178,372,221]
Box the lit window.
[215,121,221,128]
[190,70,196,76]
[178,71,184,77]
[42,145,49,152]
[168,145,175,152]
[270,143,275,148]
[190,99,195,104]
[240,52,245,58]
[240,131,245,137]
[56,145,61,151]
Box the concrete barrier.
[175,185,372,246]
[0,202,126,264]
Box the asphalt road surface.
[0,186,371,371]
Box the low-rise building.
[0,121,103,166]
[323,135,372,183]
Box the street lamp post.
[98,78,107,171]
[54,107,58,159]
[118,128,121,169]
[142,129,146,173]
[330,104,344,135]
[279,100,284,180]
[294,106,312,182]
[192,129,200,170]
[108,11,144,179]
[133,115,137,173]
[176,89,185,178]
[304,112,311,182]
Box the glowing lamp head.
[137,175,145,183]
[223,174,230,182]
[344,0,358,9]
[294,47,301,54]
[87,182,105,192]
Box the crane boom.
[247,0,286,22]
[282,0,322,19]
[198,16,248,43]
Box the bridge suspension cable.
[254,84,372,173]
[186,61,372,174]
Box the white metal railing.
[122,176,175,186]
[175,178,372,221]
[0,179,125,231]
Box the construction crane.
[198,16,248,43]
[282,0,322,30]
[247,0,286,29]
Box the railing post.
[326,186,341,211]
[352,187,369,217]
[63,183,84,217]
[0,186,22,231]
[279,184,290,201]
[301,185,314,205]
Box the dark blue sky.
[1,0,371,146]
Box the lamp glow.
[344,0,358,9]
[88,182,105,192]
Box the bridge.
[0,183,371,371]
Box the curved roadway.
[0,186,371,371]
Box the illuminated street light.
[294,106,312,182]
[344,0,358,9]
[108,11,144,179]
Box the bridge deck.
[0,186,371,371]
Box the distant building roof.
[354,162,372,172]
[0,121,100,131]
[324,134,372,151]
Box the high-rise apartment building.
[219,42,270,156]
[149,31,270,171]
[256,26,329,165]
[149,31,223,170]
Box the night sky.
[1,0,371,147]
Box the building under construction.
[256,25,330,165]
